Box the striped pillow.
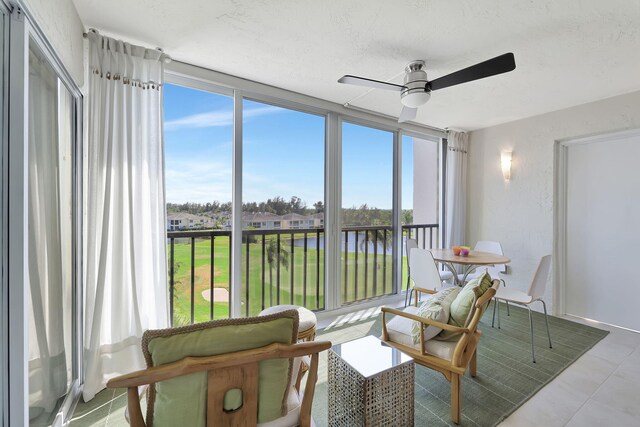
[411,287,460,344]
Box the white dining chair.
[460,240,510,314]
[406,248,451,306]
[404,238,419,307]
[492,255,553,363]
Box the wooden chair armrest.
[107,341,332,389]
[381,307,469,334]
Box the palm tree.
[266,237,289,306]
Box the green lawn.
[169,236,409,325]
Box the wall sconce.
[501,151,512,181]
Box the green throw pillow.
[142,311,299,427]
[410,287,459,344]
[438,272,492,340]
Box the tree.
[289,196,306,214]
[402,209,413,225]
[266,238,289,306]
[313,201,324,213]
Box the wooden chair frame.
[107,340,331,427]
[381,280,500,424]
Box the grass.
[169,235,409,325]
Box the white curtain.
[444,131,469,248]
[27,47,72,420]
[83,32,169,401]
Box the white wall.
[467,90,640,314]
[23,0,84,86]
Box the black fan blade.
[398,106,417,123]
[338,75,405,92]
[428,53,516,91]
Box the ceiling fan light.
[401,91,431,108]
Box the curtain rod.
[83,28,171,62]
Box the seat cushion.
[260,305,317,334]
[410,287,459,344]
[386,305,420,348]
[142,311,299,427]
[385,311,458,361]
[424,339,458,361]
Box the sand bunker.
[201,287,230,303]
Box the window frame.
[164,62,445,314]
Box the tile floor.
[499,316,640,427]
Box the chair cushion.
[386,305,420,348]
[424,339,458,361]
[438,272,492,340]
[385,310,458,361]
[260,304,317,334]
[410,287,459,344]
[142,311,299,427]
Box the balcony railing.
[167,223,438,326]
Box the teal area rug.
[311,302,608,426]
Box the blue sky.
[164,84,417,210]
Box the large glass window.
[401,135,440,290]
[341,123,394,304]
[242,100,325,316]
[27,40,75,426]
[163,84,233,324]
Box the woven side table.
[328,335,414,427]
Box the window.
[401,135,440,290]
[241,100,325,315]
[164,83,233,324]
[341,122,394,304]
[162,65,443,320]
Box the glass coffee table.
[328,335,414,426]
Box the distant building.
[167,212,216,231]
[242,212,281,229]
[210,211,325,231]
[310,212,324,228]
[280,213,309,229]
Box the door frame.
[553,127,640,319]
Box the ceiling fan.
[338,53,516,123]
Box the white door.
[565,130,640,331]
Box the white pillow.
[410,287,459,344]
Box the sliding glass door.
[163,82,234,325]
[241,100,326,315]
[26,40,77,426]
[341,122,394,304]
[401,134,440,289]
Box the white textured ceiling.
[72,0,640,130]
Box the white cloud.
[165,105,283,131]
[165,158,233,203]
